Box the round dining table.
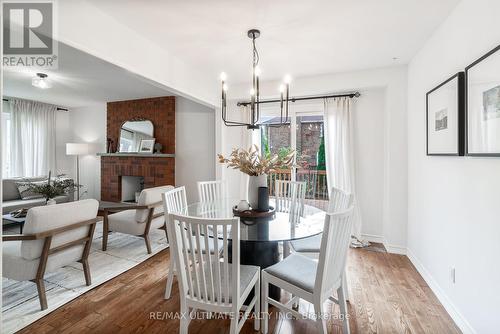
[185,198,326,300]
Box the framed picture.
[426,72,465,156]
[138,139,155,153]
[466,45,500,156]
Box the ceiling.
[3,43,172,108]
[87,0,460,84]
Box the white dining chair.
[261,205,354,334]
[197,180,228,202]
[289,187,354,302]
[275,180,306,257]
[162,186,224,300]
[275,180,306,217]
[162,186,188,300]
[168,213,260,333]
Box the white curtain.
[9,98,57,177]
[323,98,367,247]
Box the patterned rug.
[1,221,169,334]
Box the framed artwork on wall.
[138,139,155,153]
[466,45,500,156]
[426,72,465,156]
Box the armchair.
[2,199,99,310]
[102,185,174,254]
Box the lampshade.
[66,143,89,156]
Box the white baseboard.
[383,243,407,255]
[361,234,406,255]
[406,248,476,334]
[361,233,384,243]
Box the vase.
[46,198,57,205]
[248,174,267,209]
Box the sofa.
[2,177,74,217]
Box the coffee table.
[2,214,27,233]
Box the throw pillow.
[16,181,47,200]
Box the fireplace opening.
[121,176,145,203]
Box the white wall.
[219,67,408,249]
[407,0,500,333]
[55,110,73,175]
[175,97,216,203]
[57,0,216,107]
[68,104,107,200]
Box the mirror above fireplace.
[119,119,154,152]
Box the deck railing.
[267,169,329,200]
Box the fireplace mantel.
[97,153,175,158]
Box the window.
[259,111,328,207]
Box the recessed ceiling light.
[32,73,52,89]
[392,57,399,61]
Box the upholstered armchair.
[2,199,99,310]
[102,185,174,254]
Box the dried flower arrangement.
[217,145,294,176]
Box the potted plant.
[20,172,80,205]
[218,145,294,209]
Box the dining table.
[184,198,327,300]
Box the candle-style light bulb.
[220,72,227,81]
[254,66,262,77]
[250,88,255,96]
[283,74,292,84]
[279,84,285,93]
[223,83,228,91]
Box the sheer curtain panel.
[9,99,57,177]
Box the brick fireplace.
[100,96,175,202]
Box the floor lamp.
[66,143,89,201]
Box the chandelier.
[220,29,291,130]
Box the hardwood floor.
[19,246,461,334]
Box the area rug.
[1,221,168,333]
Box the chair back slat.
[163,186,188,215]
[315,206,354,296]
[198,180,228,202]
[169,214,239,307]
[275,180,306,218]
[328,186,354,213]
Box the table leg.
[235,240,281,301]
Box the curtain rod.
[236,91,361,107]
[2,98,69,111]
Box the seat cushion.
[2,198,47,214]
[3,240,84,281]
[108,210,165,236]
[289,234,322,253]
[263,253,317,293]
[2,195,70,215]
[189,263,259,302]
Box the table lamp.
[66,143,89,200]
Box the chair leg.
[342,270,350,302]
[229,317,238,334]
[337,286,350,334]
[144,234,152,254]
[261,272,269,334]
[313,300,327,334]
[34,279,48,310]
[254,274,261,331]
[164,259,176,299]
[180,302,189,334]
[82,259,92,286]
[102,215,109,251]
